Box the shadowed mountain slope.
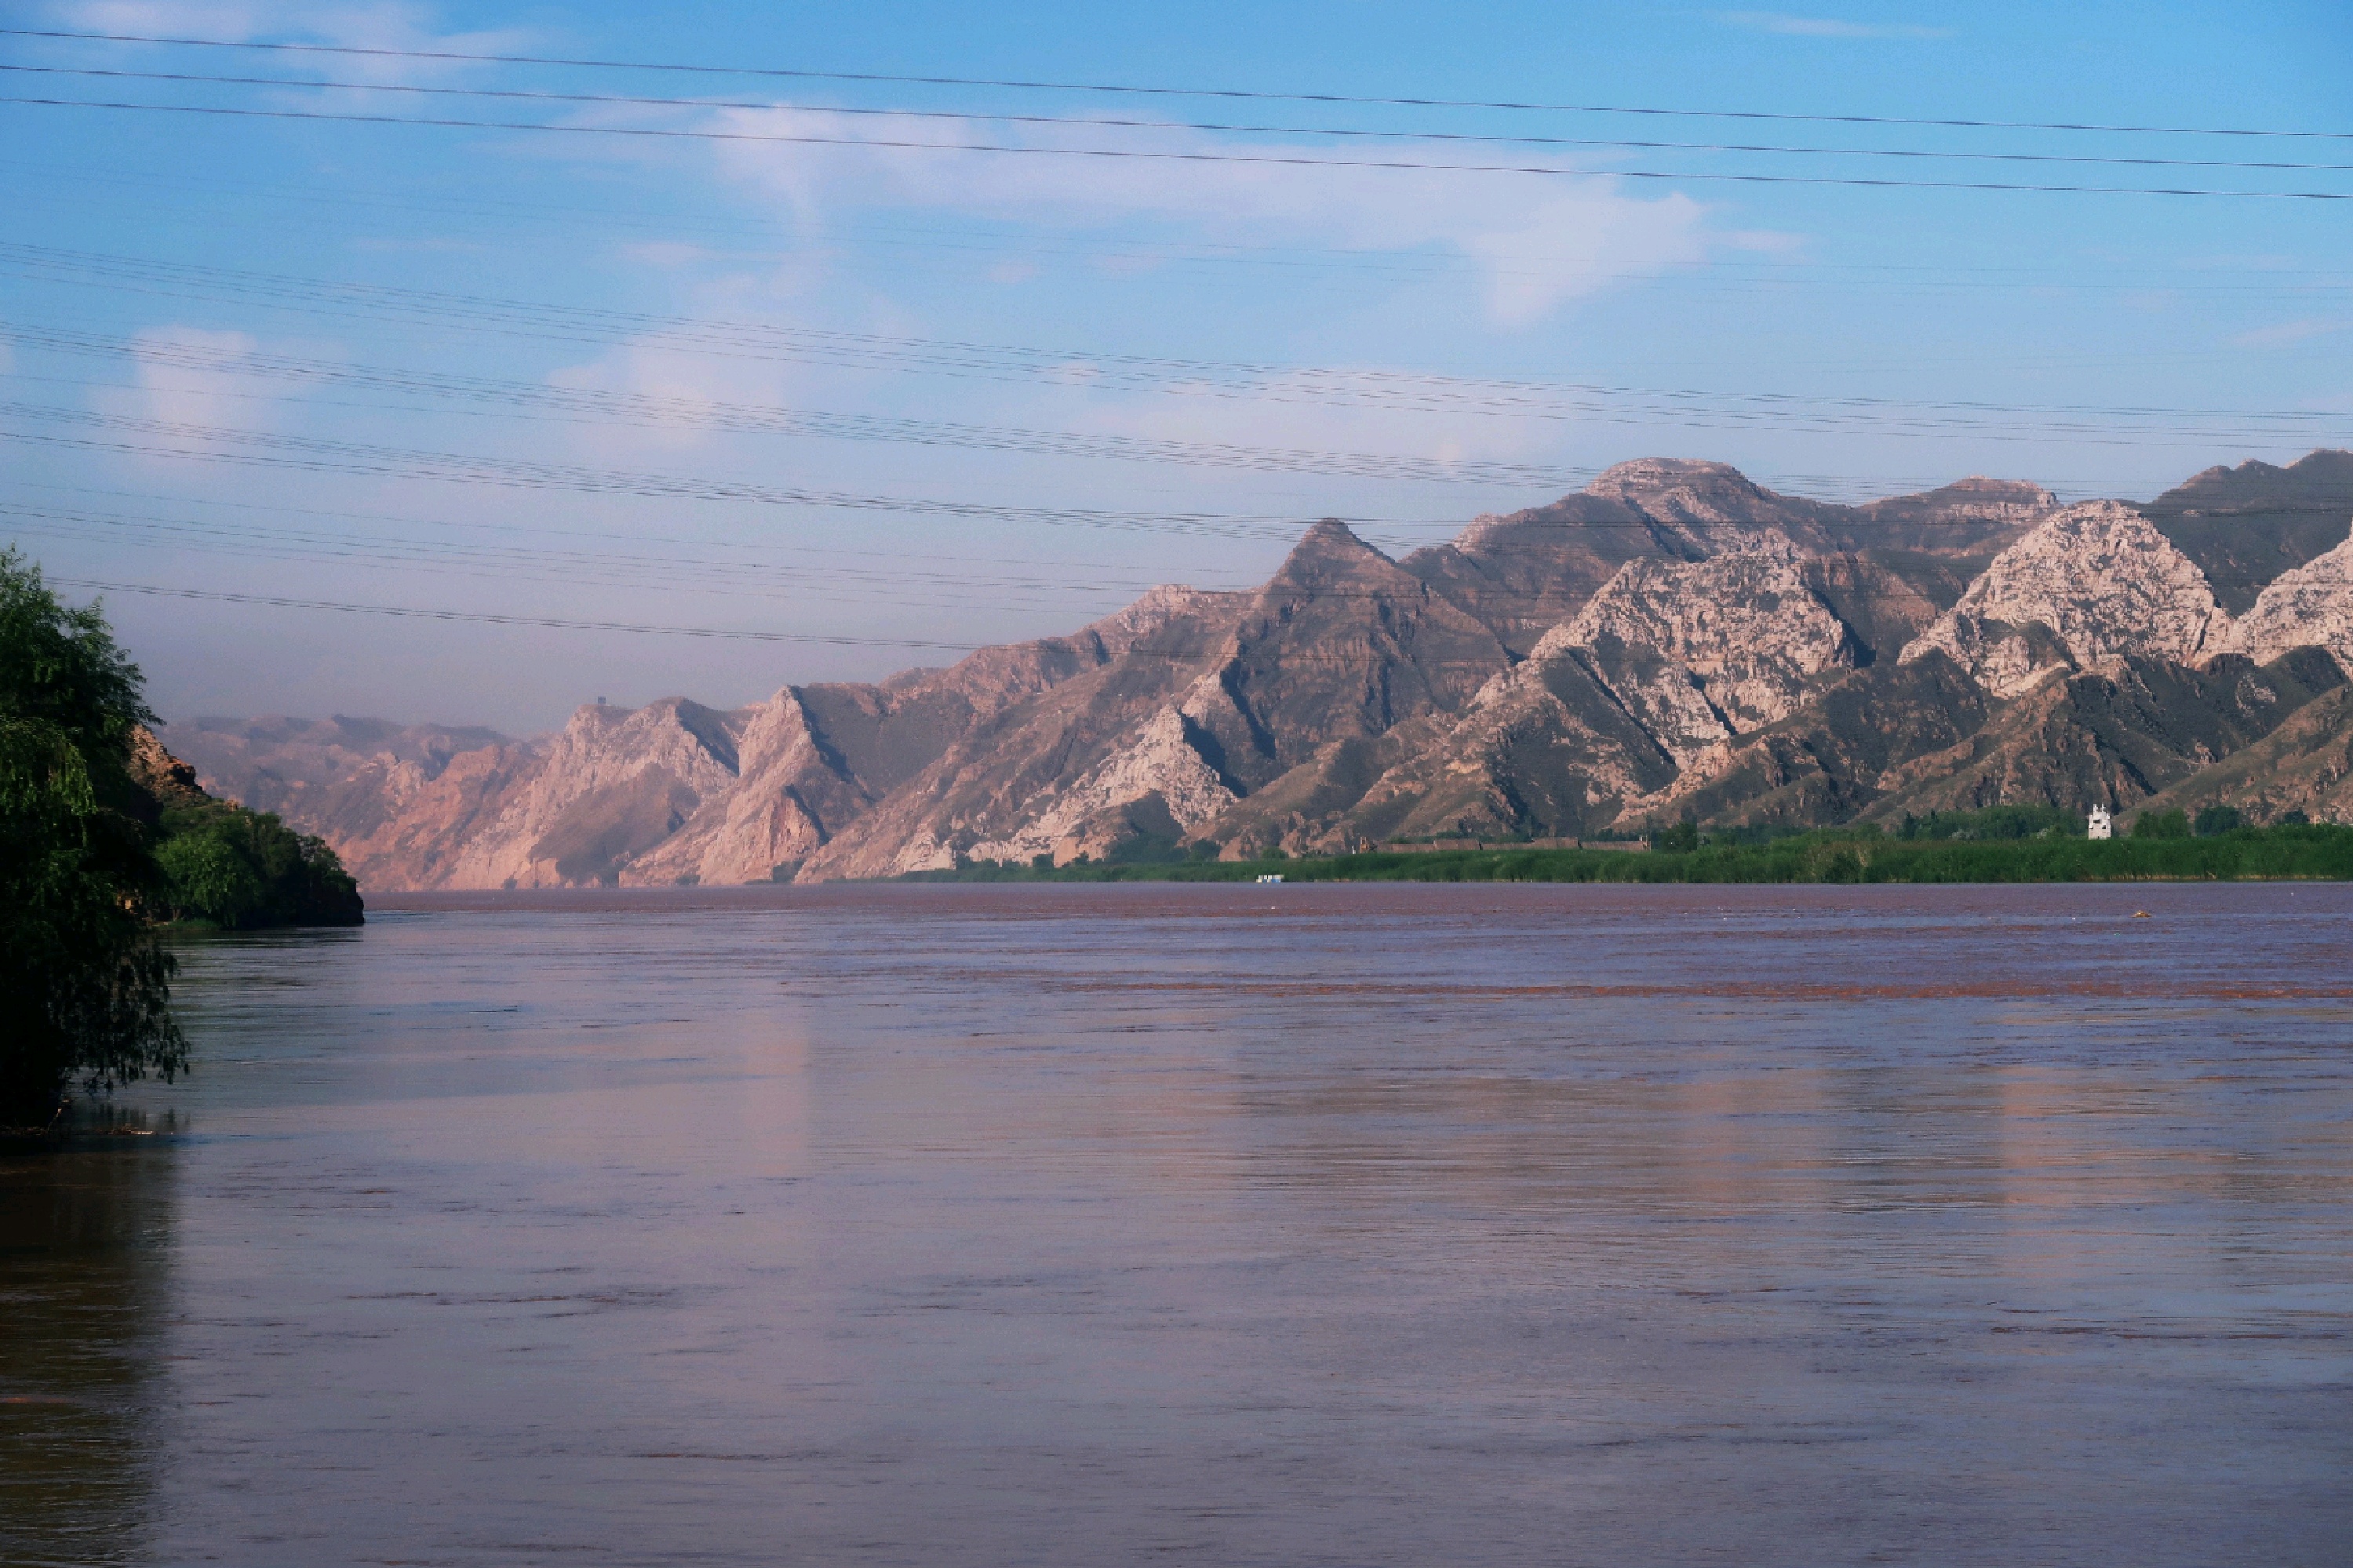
[2142,449,2353,613]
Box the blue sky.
[3,0,2348,731]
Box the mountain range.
[166,449,2353,888]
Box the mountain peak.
[1268,518,1390,588]
[1588,457,1754,489]
[1585,458,1768,508]
[1300,516,1367,546]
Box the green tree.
[1655,820,1702,853]
[155,828,268,926]
[0,551,186,1127]
[2193,805,2246,837]
[2132,809,2192,840]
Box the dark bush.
[2193,805,2246,837]
[1655,820,1702,853]
[2132,809,2192,840]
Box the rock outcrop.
[1900,500,2236,697]
[1564,534,1860,766]
[2231,527,2353,671]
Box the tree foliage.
[0,549,186,1127]
[155,800,362,928]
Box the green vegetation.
[1896,804,2080,841]
[2,549,186,1127]
[154,798,362,929]
[1,550,362,1127]
[908,816,2353,887]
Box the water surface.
[5,882,2350,1565]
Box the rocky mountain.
[171,451,2353,886]
[1899,500,2237,697]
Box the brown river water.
[4,882,2351,1566]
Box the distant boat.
[1256,874,1285,885]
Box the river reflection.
[1,1108,176,1568]
[10,884,2352,1565]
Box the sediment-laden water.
[5,882,2350,1566]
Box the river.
[4,882,2349,1565]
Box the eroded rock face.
[963,706,1237,866]
[1559,535,1860,768]
[437,699,745,888]
[1321,537,1857,842]
[2232,527,2353,671]
[791,588,1251,879]
[625,689,870,886]
[1334,650,1677,846]
[1900,500,2236,696]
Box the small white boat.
[1255,873,1285,885]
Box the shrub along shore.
[904,818,2353,886]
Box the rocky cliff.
[174,450,2353,885]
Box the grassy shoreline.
[902,823,2353,886]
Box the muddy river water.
[4,882,2350,1565]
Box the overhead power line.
[13,338,2348,460]
[50,577,987,649]
[0,500,1217,616]
[9,64,2353,176]
[8,95,2351,199]
[13,398,2346,550]
[0,402,1320,540]
[5,26,2347,142]
[8,247,2349,444]
[0,327,1601,488]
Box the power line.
[10,64,2353,176]
[9,94,2352,199]
[11,348,2342,460]
[9,354,2340,473]
[12,400,2347,549]
[17,155,2353,301]
[9,247,2348,441]
[0,402,1320,540]
[0,329,1604,488]
[5,476,1215,580]
[6,26,2347,142]
[0,502,1209,615]
[49,577,986,649]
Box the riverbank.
[904,822,2353,885]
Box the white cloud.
[699,106,1719,327]
[83,326,268,458]
[1713,11,1956,38]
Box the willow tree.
[0,550,185,1127]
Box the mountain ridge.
[166,450,2353,886]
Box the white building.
[2088,806,2112,840]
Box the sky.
[3,0,2349,734]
